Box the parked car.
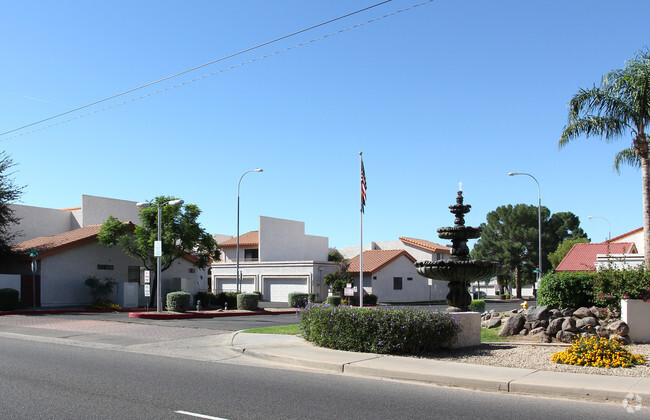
[472,291,487,299]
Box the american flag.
[361,158,367,213]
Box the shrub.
[499,293,507,300]
[253,291,263,301]
[363,294,378,305]
[300,304,461,355]
[0,288,19,311]
[237,293,259,311]
[84,277,117,303]
[87,301,122,311]
[593,266,650,310]
[551,336,645,368]
[537,272,594,309]
[468,299,485,313]
[194,291,216,307]
[215,292,238,309]
[308,293,316,303]
[288,292,309,308]
[166,291,191,312]
[326,295,341,306]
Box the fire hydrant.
[196,300,202,312]
[520,301,528,310]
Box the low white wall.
[0,274,21,300]
[622,299,650,344]
[450,312,481,348]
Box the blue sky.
[1,0,649,249]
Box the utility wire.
[1,0,435,141]
[0,0,395,138]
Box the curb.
[129,310,297,320]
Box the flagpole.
[359,152,364,308]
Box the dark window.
[128,266,140,282]
[393,277,403,290]
[97,264,114,270]
[244,249,259,260]
[188,268,196,273]
[407,277,413,281]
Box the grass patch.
[242,324,301,335]
[481,327,507,343]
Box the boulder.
[556,330,577,343]
[562,317,579,333]
[499,313,526,336]
[524,322,533,331]
[589,306,602,318]
[573,307,594,319]
[549,309,563,319]
[596,325,610,338]
[547,318,564,336]
[529,327,546,335]
[610,334,631,345]
[526,306,549,322]
[540,331,553,343]
[486,318,502,329]
[519,329,529,336]
[607,320,630,336]
[576,316,599,331]
[561,308,575,317]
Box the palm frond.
[559,116,627,148]
[613,147,641,172]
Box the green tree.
[0,151,24,258]
[98,196,220,307]
[548,237,591,269]
[471,204,587,298]
[324,259,353,297]
[559,49,650,268]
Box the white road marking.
[175,410,229,420]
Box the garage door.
[216,278,254,293]
[264,278,308,302]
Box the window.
[188,268,196,274]
[393,277,403,290]
[97,264,114,270]
[244,249,259,261]
[407,277,413,281]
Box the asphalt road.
[0,335,635,420]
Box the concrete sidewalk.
[228,332,650,406]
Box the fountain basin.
[415,259,500,283]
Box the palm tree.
[559,49,650,268]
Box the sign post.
[28,248,39,309]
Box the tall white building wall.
[80,195,141,226]
[7,204,76,242]
[258,216,328,262]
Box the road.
[0,335,636,420]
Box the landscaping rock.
[607,320,630,336]
[486,318,502,329]
[519,329,529,336]
[499,313,526,336]
[556,330,577,343]
[576,316,599,331]
[610,334,631,345]
[526,305,549,322]
[549,309,562,319]
[531,319,548,329]
[595,325,610,338]
[529,327,545,335]
[547,318,564,336]
[561,308,574,317]
[573,307,594,318]
[540,330,553,343]
[562,317,579,333]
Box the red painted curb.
[128,310,297,319]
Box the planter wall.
[621,299,650,344]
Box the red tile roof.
[13,224,107,259]
[347,250,416,274]
[399,236,450,254]
[218,231,259,248]
[555,242,637,272]
[606,227,643,243]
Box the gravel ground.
[422,342,650,377]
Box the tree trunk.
[643,157,650,269]
[515,265,522,299]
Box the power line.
[1,0,435,140]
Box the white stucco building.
[3,195,208,307]
[211,216,338,302]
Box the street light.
[508,172,542,291]
[588,215,611,241]
[136,198,184,312]
[237,169,263,293]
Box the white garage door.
[216,278,254,293]
[264,278,308,302]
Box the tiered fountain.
[415,187,500,312]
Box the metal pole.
[359,152,364,308]
[236,169,263,294]
[588,216,611,241]
[157,204,162,312]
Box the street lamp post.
[136,198,184,312]
[508,172,542,292]
[236,169,263,293]
[588,215,611,241]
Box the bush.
[87,301,122,311]
[300,304,461,355]
[253,291,263,301]
[326,295,341,306]
[166,291,191,312]
[537,272,594,309]
[468,299,485,313]
[215,292,238,309]
[84,277,116,303]
[0,288,19,311]
[551,336,645,368]
[363,294,378,305]
[237,293,259,311]
[288,292,309,308]
[194,291,216,307]
[308,293,316,303]
[499,293,507,300]
[593,266,650,310]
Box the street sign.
[144,270,150,284]
[344,287,354,297]
[154,241,162,257]
[144,284,151,297]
